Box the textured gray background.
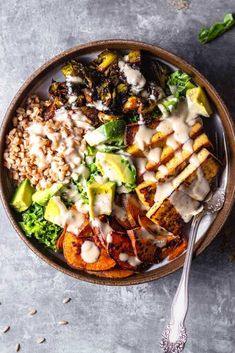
[0,1,235,352]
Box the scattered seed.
[58,320,68,325]
[28,308,37,316]
[15,343,21,352]
[2,326,10,333]
[62,297,71,304]
[36,337,46,344]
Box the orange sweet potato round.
[63,232,116,271]
[87,268,134,278]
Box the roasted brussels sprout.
[96,50,118,72]
[98,111,121,123]
[123,96,141,113]
[49,81,68,103]
[125,50,141,65]
[43,97,62,120]
[80,106,101,127]
[62,60,94,88]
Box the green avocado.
[11,179,35,212]
[186,87,212,117]
[44,196,67,225]
[84,120,126,146]
[95,152,136,186]
[87,181,115,219]
[32,183,63,206]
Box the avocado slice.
[95,152,136,186]
[32,183,63,206]
[186,87,212,117]
[84,120,126,146]
[44,196,67,225]
[87,181,116,219]
[11,179,35,212]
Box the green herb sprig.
[199,13,235,44]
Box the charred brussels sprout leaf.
[151,61,168,88]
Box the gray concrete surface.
[0,1,235,352]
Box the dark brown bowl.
[0,39,235,286]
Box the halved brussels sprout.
[125,50,141,64]
[98,111,120,123]
[97,50,118,72]
[123,96,141,113]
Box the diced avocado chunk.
[44,196,67,226]
[186,87,212,117]
[87,181,115,219]
[95,152,136,186]
[84,120,126,146]
[32,183,63,206]
[11,179,35,212]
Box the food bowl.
[0,39,234,285]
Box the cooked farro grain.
[4,95,90,189]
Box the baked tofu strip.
[135,181,157,210]
[136,150,220,211]
[146,150,220,232]
[125,121,203,157]
[155,133,212,180]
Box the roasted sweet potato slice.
[124,123,139,146]
[108,231,139,270]
[92,225,107,249]
[127,228,161,263]
[109,216,126,233]
[56,228,66,251]
[122,193,144,228]
[161,238,188,261]
[63,232,116,271]
[86,268,134,278]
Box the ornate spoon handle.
[160,211,204,353]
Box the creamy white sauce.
[154,181,174,203]
[170,190,202,223]
[66,75,84,84]
[182,139,194,153]
[146,147,162,163]
[87,100,109,111]
[166,135,180,150]
[118,61,146,93]
[143,171,157,182]
[189,154,200,167]
[134,157,147,174]
[91,218,113,242]
[119,253,142,266]
[92,192,113,218]
[71,111,94,130]
[134,125,156,150]
[84,129,107,146]
[112,203,127,221]
[158,164,169,176]
[181,167,210,201]
[68,95,77,104]
[51,196,86,235]
[81,240,100,263]
[106,233,113,243]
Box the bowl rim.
[0,39,235,286]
